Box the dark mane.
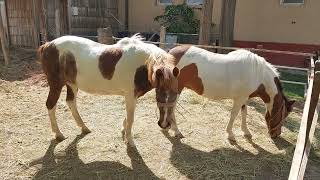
[274,77,290,103]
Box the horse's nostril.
[165,123,171,129]
[158,121,162,128]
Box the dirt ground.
[0,48,320,180]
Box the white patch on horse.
[162,91,170,128]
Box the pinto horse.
[38,35,179,145]
[156,46,295,141]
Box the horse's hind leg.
[66,84,91,135]
[46,85,64,141]
[227,98,247,141]
[241,104,252,138]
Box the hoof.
[55,134,66,142]
[244,133,252,139]
[121,129,125,141]
[81,127,91,135]
[175,132,185,139]
[125,138,135,147]
[227,135,236,142]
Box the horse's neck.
[261,69,279,100]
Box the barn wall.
[70,0,119,36]
[6,0,36,47]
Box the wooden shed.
[1,0,120,48]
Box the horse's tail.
[36,42,50,64]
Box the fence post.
[159,26,166,49]
[0,1,9,66]
[289,60,320,180]
[67,0,72,34]
[32,0,40,48]
[97,27,114,44]
[199,0,213,45]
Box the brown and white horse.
[38,35,179,146]
[156,45,295,141]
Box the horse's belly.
[202,80,251,100]
[75,75,126,95]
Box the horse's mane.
[116,33,174,84]
[228,49,279,77]
[116,33,145,45]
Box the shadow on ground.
[29,135,159,180]
[0,48,43,82]
[162,132,320,179]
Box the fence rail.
[112,36,316,57]
[288,59,320,180]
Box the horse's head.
[148,57,180,129]
[265,77,295,138]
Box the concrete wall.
[234,0,320,45]
[118,0,222,33]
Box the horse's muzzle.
[270,129,281,139]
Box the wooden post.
[198,0,213,45]
[39,0,48,43]
[32,0,41,48]
[0,1,9,66]
[1,1,9,45]
[55,0,68,37]
[67,0,72,34]
[159,26,166,49]
[55,0,60,37]
[97,27,114,44]
[288,60,320,179]
[219,0,237,49]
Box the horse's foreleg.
[46,85,64,141]
[124,95,137,146]
[241,104,252,138]
[66,84,91,135]
[227,99,246,141]
[170,111,184,138]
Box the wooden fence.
[288,57,320,179]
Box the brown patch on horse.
[178,63,204,95]
[38,43,79,109]
[169,45,191,65]
[249,84,271,103]
[60,52,77,83]
[134,65,153,97]
[98,47,123,80]
[66,85,75,101]
[38,43,63,109]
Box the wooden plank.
[159,26,166,49]
[0,1,9,65]
[198,0,213,45]
[2,0,10,46]
[288,72,314,179]
[32,0,40,47]
[288,61,320,180]
[297,102,319,179]
[55,0,60,37]
[219,0,236,49]
[39,0,48,43]
[67,0,72,34]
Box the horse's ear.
[287,100,295,112]
[172,67,179,77]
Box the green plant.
[154,3,200,34]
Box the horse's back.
[179,46,274,99]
